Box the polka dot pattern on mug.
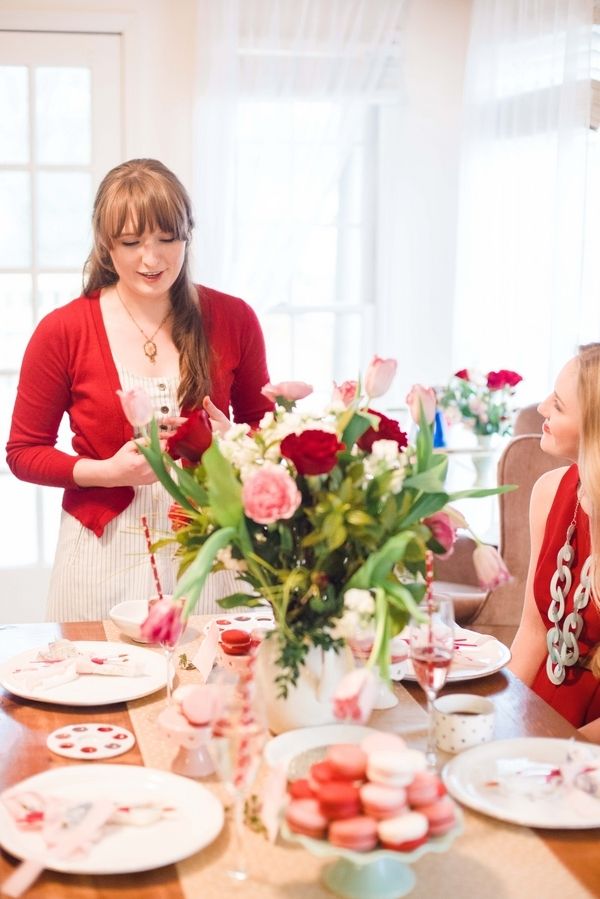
[46,723,135,760]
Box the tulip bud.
[472,544,511,590]
[405,384,437,425]
[364,356,397,399]
[117,388,154,429]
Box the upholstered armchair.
[435,409,568,646]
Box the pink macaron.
[288,778,315,799]
[377,811,429,852]
[317,782,362,820]
[329,815,378,852]
[419,796,457,836]
[308,759,337,791]
[326,744,368,781]
[406,771,443,808]
[360,782,408,820]
[285,799,328,839]
[367,749,426,788]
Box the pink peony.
[364,356,397,399]
[117,387,154,429]
[140,598,184,647]
[333,667,378,723]
[472,544,511,590]
[332,379,358,407]
[261,381,313,403]
[424,512,457,558]
[406,384,437,425]
[242,464,302,525]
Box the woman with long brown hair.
[6,159,272,620]
[510,343,600,741]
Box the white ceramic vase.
[256,635,355,734]
[472,434,497,488]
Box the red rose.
[357,410,408,453]
[166,409,213,463]
[280,429,345,476]
[454,369,470,380]
[486,369,522,390]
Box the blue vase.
[433,409,447,448]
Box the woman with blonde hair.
[510,343,600,740]
[7,158,272,621]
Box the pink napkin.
[192,621,220,682]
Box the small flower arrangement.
[125,357,510,696]
[436,368,523,437]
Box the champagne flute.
[208,664,266,881]
[409,593,454,769]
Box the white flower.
[215,546,248,572]
[362,440,407,494]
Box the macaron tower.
[284,732,457,853]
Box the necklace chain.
[546,497,593,685]
[115,287,171,364]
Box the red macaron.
[317,782,362,820]
[220,629,252,655]
[326,743,368,781]
[329,815,378,852]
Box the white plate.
[0,641,167,706]
[397,626,511,682]
[264,723,377,773]
[0,764,223,874]
[443,738,600,829]
[47,722,136,760]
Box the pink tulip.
[364,356,397,399]
[332,380,358,407]
[405,384,437,425]
[116,387,154,429]
[242,463,302,524]
[424,512,457,558]
[332,667,378,723]
[472,544,511,590]
[261,381,313,403]
[140,598,184,647]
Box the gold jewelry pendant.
[144,340,158,362]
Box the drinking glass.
[409,594,454,769]
[208,665,267,881]
[160,637,178,705]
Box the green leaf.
[415,403,434,471]
[171,465,209,507]
[402,469,447,492]
[203,441,243,527]
[174,525,237,614]
[341,411,374,450]
[447,484,516,500]
[136,420,197,512]
[398,493,448,527]
[347,530,417,589]
[217,593,265,609]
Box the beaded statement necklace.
[546,496,593,685]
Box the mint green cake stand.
[281,810,463,899]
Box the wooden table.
[0,621,598,898]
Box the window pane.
[0,172,31,268]
[289,226,337,306]
[37,272,83,322]
[35,67,91,165]
[0,476,37,566]
[0,275,33,369]
[0,67,29,163]
[36,172,91,268]
[0,375,18,474]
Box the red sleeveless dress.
[531,464,600,727]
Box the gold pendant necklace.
[115,287,171,364]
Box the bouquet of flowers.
[436,368,523,437]
[122,358,510,697]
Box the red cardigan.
[6,286,273,536]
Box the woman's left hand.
[202,395,231,435]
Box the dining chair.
[434,432,569,646]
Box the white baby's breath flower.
[215,546,248,572]
[345,588,376,616]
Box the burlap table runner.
[103,617,592,898]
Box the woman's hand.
[73,440,164,488]
[202,395,231,435]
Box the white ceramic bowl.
[109,600,151,643]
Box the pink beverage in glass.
[411,646,453,694]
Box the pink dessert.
[329,816,378,852]
[359,782,408,819]
[317,782,362,820]
[327,744,368,781]
[406,771,443,808]
[377,811,429,852]
[220,629,252,656]
[419,796,457,836]
[285,799,328,839]
[360,732,407,756]
[308,759,337,791]
[367,749,426,787]
[288,778,315,799]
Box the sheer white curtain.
[191,0,406,394]
[453,0,593,404]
